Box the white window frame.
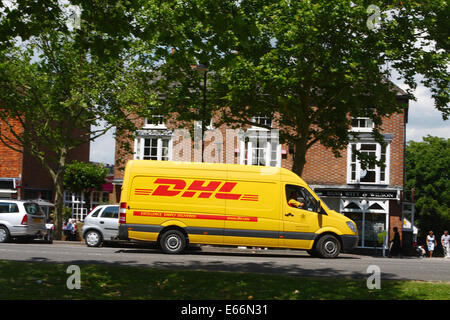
[134,136,173,161]
[350,117,374,132]
[347,142,390,185]
[251,116,272,130]
[143,115,166,129]
[239,130,281,167]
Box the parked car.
[0,200,48,243]
[82,205,119,247]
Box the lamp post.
[193,63,208,162]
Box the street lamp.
[193,63,208,162]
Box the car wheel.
[160,229,186,254]
[85,230,102,247]
[0,226,10,243]
[315,234,341,258]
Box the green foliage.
[0,261,449,300]
[64,161,108,194]
[406,136,450,238]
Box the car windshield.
[24,203,45,216]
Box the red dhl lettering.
[133,179,259,202]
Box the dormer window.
[144,115,165,128]
[351,117,374,132]
[251,115,272,130]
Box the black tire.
[0,226,10,243]
[315,234,341,258]
[84,230,103,247]
[160,229,186,254]
[306,249,318,257]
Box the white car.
[82,205,119,247]
[0,200,48,243]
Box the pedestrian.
[426,231,437,258]
[441,230,450,259]
[64,219,75,241]
[388,227,402,258]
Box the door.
[282,184,321,249]
[98,206,119,240]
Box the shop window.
[342,199,388,248]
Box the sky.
[89,81,450,166]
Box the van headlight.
[346,221,357,234]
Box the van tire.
[315,234,341,258]
[160,229,186,254]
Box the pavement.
[0,240,449,282]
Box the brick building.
[112,90,410,252]
[0,117,89,203]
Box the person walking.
[441,230,450,259]
[388,227,402,258]
[426,231,437,258]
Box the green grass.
[0,260,449,300]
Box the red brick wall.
[0,118,23,178]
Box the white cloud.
[89,126,116,165]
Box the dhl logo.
[134,178,259,201]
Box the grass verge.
[0,260,449,300]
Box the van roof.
[126,160,304,183]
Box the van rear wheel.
[160,229,186,254]
[315,235,341,258]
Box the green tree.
[136,0,448,175]
[405,136,450,242]
[64,161,109,214]
[0,31,143,239]
[1,1,448,177]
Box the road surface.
[0,241,449,282]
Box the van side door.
[282,184,321,249]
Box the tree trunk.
[50,150,68,240]
[52,171,65,240]
[292,138,308,177]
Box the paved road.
[0,241,449,282]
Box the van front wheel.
[160,230,186,254]
[315,235,341,258]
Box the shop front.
[314,187,401,250]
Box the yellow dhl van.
[118,160,358,258]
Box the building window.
[134,136,172,161]
[351,117,374,132]
[342,199,389,248]
[251,116,272,129]
[347,142,389,185]
[144,115,165,128]
[240,131,280,167]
